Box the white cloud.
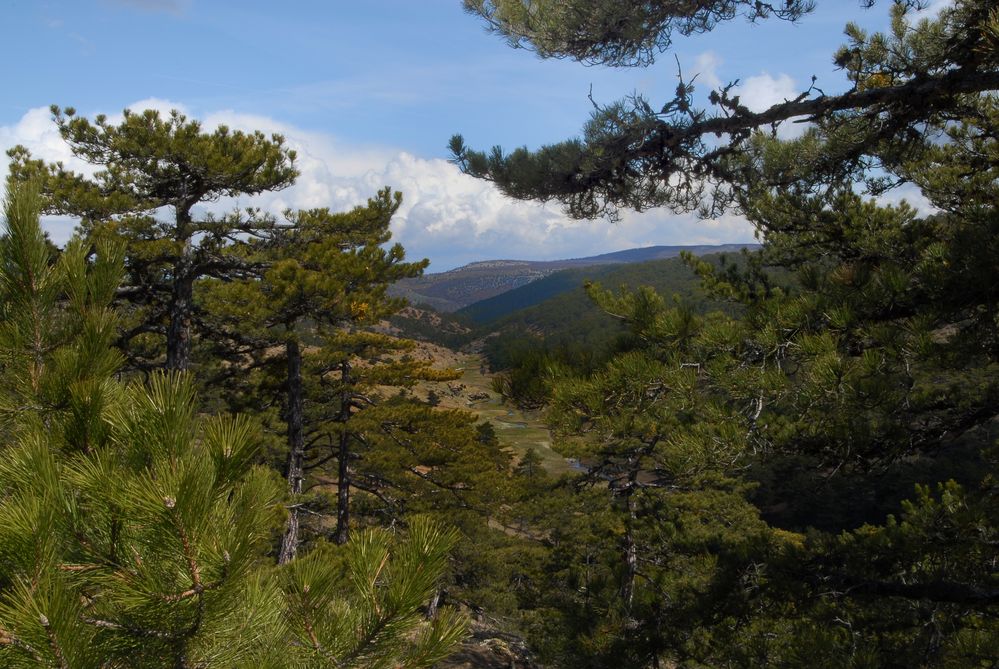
[692,51,723,92]
[733,72,809,139]
[0,107,96,242]
[875,183,937,217]
[1,103,757,270]
[0,107,75,167]
[687,60,807,140]
[736,72,797,113]
[125,97,191,117]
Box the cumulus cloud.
[736,72,797,113]
[1,102,757,270]
[875,183,937,217]
[686,56,807,140]
[0,107,96,242]
[732,72,812,139]
[125,97,191,117]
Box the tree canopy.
[3,2,999,664]
[447,1,999,665]
[7,106,299,370]
[463,0,814,67]
[452,0,999,219]
[0,181,468,669]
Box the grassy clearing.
[417,352,574,476]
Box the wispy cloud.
[691,51,723,91]
[104,0,188,15]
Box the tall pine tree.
[7,106,298,371]
[0,181,467,668]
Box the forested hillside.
[455,264,623,324]
[456,249,754,324]
[391,244,754,312]
[483,253,744,331]
[392,252,758,358]
[2,1,998,668]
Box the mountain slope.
[390,244,757,311]
[456,264,621,324]
[492,255,723,337]
[476,252,755,377]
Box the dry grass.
[408,344,574,476]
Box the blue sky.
[1,1,945,270]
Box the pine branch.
[0,627,46,664]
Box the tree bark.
[278,338,304,565]
[166,209,194,371]
[334,430,351,545]
[621,490,637,613]
[426,589,442,620]
[165,272,193,371]
[334,360,353,545]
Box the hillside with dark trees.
[2,2,998,668]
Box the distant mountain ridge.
[456,264,623,324]
[390,244,757,312]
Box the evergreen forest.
[2,1,998,667]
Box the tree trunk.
[426,589,442,620]
[278,338,305,564]
[334,361,353,545]
[620,462,640,613]
[621,491,637,612]
[165,267,193,371]
[166,212,194,371]
[334,430,351,545]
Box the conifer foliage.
[7,106,299,371]
[452,1,999,666]
[203,188,507,560]
[0,183,466,668]
[453,1,999,218]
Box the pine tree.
[452,1,999,218]
[715,132,999,663]
[537,285,772,667]
[306,330,497,545]
[0,182,467,668]
[201,189,432,561]
[6,106,299,371]
[202,189,508,559]
[464,0,812,66]
[267,518,468,669]
[0,184,124,446]
[451,2,999,664]
[522,143,999,667]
